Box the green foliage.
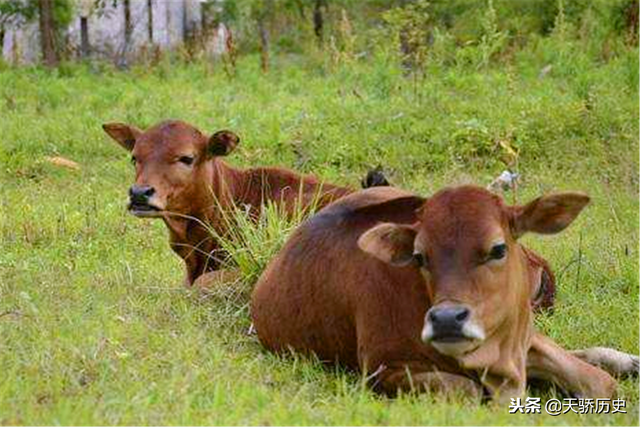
[51,0,74,29]
[382,0,431,68]
[0,0,73,28]
[193,196,317,286]
[212,0,318,55]
[0,0,37,27]
[477,0,508,67]
[5,0,639,72]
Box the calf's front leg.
[372,363,483,400]
[191,269,242,291]
[527,332,617,398]
[181,245,225,288]
[570,347,639,378]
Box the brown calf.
[251,186,636,400]
[103,119,351,288]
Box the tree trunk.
[258,17,269,73]
[257,0,273,73]
[182,0,189,42]
[226,27,237,69]
[165,1,171,45]
[313,0,325,45]
[80,17,90,58]
[123,0,132,51]
[201,2,208,33]
[39,0,58,67]
[147,0,154,43]
[295,0,306,19]
[625,0,639,44]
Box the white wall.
[1,0,228,64]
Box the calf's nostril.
[455,308,470,323]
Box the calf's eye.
[488,243,507,260]
[413,252,428,268]
[179,156,194,165]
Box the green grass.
[0,50,638,425]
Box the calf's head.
[103,120,239,217]
[358,186,589,363]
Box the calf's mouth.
[128,202,163,217]
[421,304,486,357]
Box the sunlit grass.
[0,50,637,425]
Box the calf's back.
[251,187,459,374]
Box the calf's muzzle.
[426,305,470,341]
[129,185,155,205]
[128,185,161,216]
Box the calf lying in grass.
[103,120,353,289]
[251,186,638,400]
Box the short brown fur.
[251,186,624,400]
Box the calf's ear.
[102,123,142,151]
[358,222,416,267]
[208,130,240,157]
[510,192,590,238]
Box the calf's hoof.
[572,347,639,378]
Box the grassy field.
[0,47,638,425]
